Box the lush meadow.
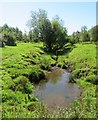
[1,42,97,118]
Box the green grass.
[64,43,97,118]
[66,43,96,69]
[1,42,56,118]
[1,42,97,118]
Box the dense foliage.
[69,25,98,43]
[0,24,22,47]
[27,9,68,54]
[0,24,33,47]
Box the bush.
[27,66,46,84]
[0,33,16,46]
[29,70,45,84]
[71,68,91,80]
[85,75,97,84]
[13,76,33,94]
[4,34,16,46]
[2,72,15,89]
[71,69,81,79]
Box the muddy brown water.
[34,68,81,112]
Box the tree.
[28,30,33,42]
[15,27,23,41]
[89,25,98,42]
[0,34,5,47]
[23,33,29,42]
[2,24,9,31]
[51,18,68,54]
[0,24,25,46]
[3,33,16,46]
[27,9,68,54]
[27,9,48,42]
[70,31,80,44]
[39,18,53,51]
[32,27,40,42]
[80,26,90,42]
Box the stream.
[34,68,81,112]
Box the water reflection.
[46,69,64,84]
[34,68,81,112]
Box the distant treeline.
[0,9,97,53]
[0,24,32,47]
[0,24,97,47]
[69,25,98,44]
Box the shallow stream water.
[34,68,81,112]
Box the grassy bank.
[56,43,97,118]
[1,42,56,118]
[1,42,97,118]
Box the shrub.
[85,75,97,84]
[4,34,16,46]
[1,33,17,46]
[13,76,33,94]
[29,71,45,84]
[71,69,81,79]
[28,66,46,83]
